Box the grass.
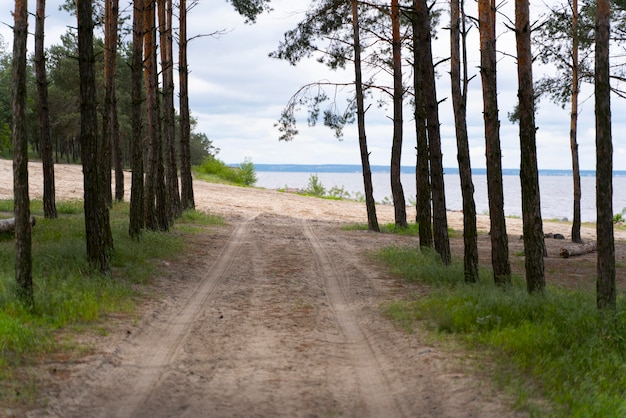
[0,199,224,409]
[378,246,626,417]
[194,156,257,186]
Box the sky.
[0,0,624,170]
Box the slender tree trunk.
[351,0,379,232]
[412,0,433,250]
[415,0,450,264]
[159,0,181,221]
[450,0,478,281]
[143,0,159,230]
[570,0,582,244]
[100,0,115,208]
[12,0,33,306]
[129,0,145,239]
[78,0,112,273]
[390,0,407,228]
[516,0,545,293]
[478,0,511,285]
[104,0,124,203]
[35,0,57,220]
[595,0,615,310]
[179,0,195,210]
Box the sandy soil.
[1,160,623,417]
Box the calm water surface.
[255,171,626,223]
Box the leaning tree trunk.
[390,0,407,228]
[351,0,379,232]
[12,0,33,306]
[570,0,582,244]
[129,0,145,239]
[416,0,450,264]
[478,0,511,285]
[77,0,112,273]
[35,0,57,220]
[516,0,545,293]
[595,0,615,310]
[450,0,478,281]
[412,0,433,250]
[179,0,195,210]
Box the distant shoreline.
[248,164,625,177]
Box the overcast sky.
[1,0,624,170]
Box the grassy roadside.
[0,199,223,411]
[377,244,626,417]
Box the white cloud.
[1,0,625,170]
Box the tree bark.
[412,0,433,250]
[450,0,478,281]
[516,0,545,293]
[159,0,181,221]
[415,0,450,264]
[129,0,145,239]
[595,0,615,310]
[103,0,124,203]
[560,241,596,258]
[35,0,57,220]
[478,0,511,285]
[78,0,112,273]
[390,0,407,228]
[351,0,379,232]
[12,0,33,305]
[179,0,195,210]
[570,0,582,244]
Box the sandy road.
[0,160,526,417]
[30,213,521,417]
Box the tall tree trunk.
[159,0,181,221]
[179,0,195,210]
[100,0,115,208]
[516,0,545,293]
[351,0,379,232]
[143,0,160,230]
[103,0,124,203]
[415,0,450,264]
[129,0,145,239]
[570,0,582,244]
[478,0,511,285]
[78,0,112,273]
[450,0,478,281]
[412,0,433,250]
[12,0,33,306]
[595,0,615,310]
[35,0,57,220]
[390,0,407,228]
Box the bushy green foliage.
[303,174,326,197]
[379,246,626,416]
[195,156,257,186]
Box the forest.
[1,0,626,414]
[3,0,624,326]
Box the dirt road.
[1,161,531,416]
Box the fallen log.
[559,241,597,258]
[0,216,36,233]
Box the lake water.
[253,165,626,222]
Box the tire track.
[72,215,256,418]
[301,219,405,418]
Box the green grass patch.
[0,199,224,407]
[378,246,626,416]
[194,156,257,186]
